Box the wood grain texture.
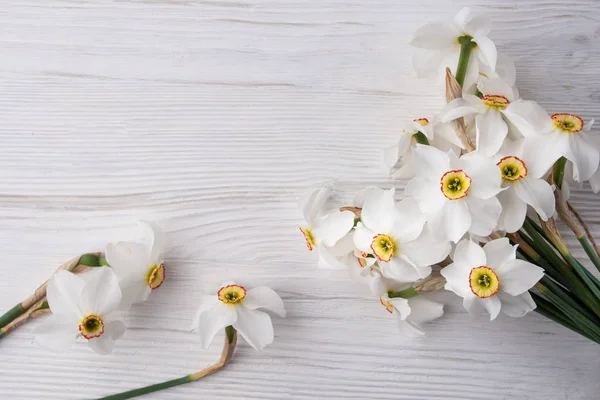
[1,0,600,398]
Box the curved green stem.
[388,287,419,299]
[455,35,475,88]
[97,328,238,400]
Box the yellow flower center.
[380,296,394,314]
[300,227,316,251]
[482,95,510,109]
[370,234,397,262]
[552,113,583,133]
[146,263,165,290]
[440,170,472,200]
[414,117,429,127]
[469,266,500,298]
[497,156,528,182]
[218,284,247,304]
[79,314,105,340]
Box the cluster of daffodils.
[300,7,600,337]
[0,221,285,355]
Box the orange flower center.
[440,170,472,200]
[552,113,583,133]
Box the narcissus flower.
[495,140,555,232]
[406,145,503,243]
[34,267,125,355]
[383,117,463,179]
[191,283,286,351]
[503,100,600,182]
[105,221,166,310]
[440,77,519,156]
[410,7,497,90]
[441,238,544,320]
[353,188,450,282]
[299,187,355,270]
[378,291,444,336]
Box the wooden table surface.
[1,1,599,399]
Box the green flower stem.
[455,35,475,88]
[97,328,238,400]
[413,131,430,145]
[536,284,600,342]
[579,236,600,274]
[521,220,600,316]
[553,156,567,189]
[0,305,25,331]
[532,292,600,344]
[388,287,419,299]
[540,276,600,323]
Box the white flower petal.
[300,186,331,224]
[477,78,515,100]
[34,315,78,352]
[190,295,219,331]
[475,110,508,157]
[401,228,451,267]
[503,100,553,138]
[444,199,472,243]
[496,259,544,296]
[140,220,166,265]
[462,294,484,316]
[390,197,425,242]
[483,238,516,271]
[406,297,444,324]
[405,177,446,214]
[441,262,473,298]
[118,278,152,310]
[312,210,355,247]
[195,302,238,349]
[360,188,396,233]
[522,135,566,179]
[396,319,426,337]
[481,296,502,320]
[452,238,486,267]
[465,196,502,237]
[457,8,491,37]
[498,292,536,317]
[389,297,411,320]
[79,267,122,316]
[317,247,349,270]
[412,145,451,181]
[497,187,527,233]
[459,152,503,199]
[233,307,274,351]
[514,178,555,221]
[88,334,116,355]
[565,134,600,182]
[410,22,459,49]
[47,270,85,319]
[589,168,600,193]
[380,256,426,283]
[354,224,376,254]
[412,48,452,78]
[105,241,150,280]
[440,98,480,123]
[473,36,497,70]
[244,287,286,317]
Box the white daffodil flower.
[105,221,166,310]
[191,282,286,351]
[495,139,555,233]
[353,188,450,282]
[440,77,519,157]
[503,100,600,182]
[441,238,544,320]
[378,291,444,337]
[410,7,497,90]
[34,267,125,355]
[406,145,503,243]
[383,117,464,179]
[347,249,381,291]
[299,187,355,270]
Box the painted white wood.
[1,0,600,398]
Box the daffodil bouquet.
[299,7,600,343]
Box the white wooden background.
[1,0,599,399]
